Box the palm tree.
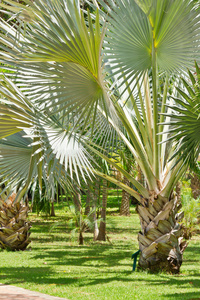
[68,205,95,245]
[0,0,200,273]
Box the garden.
[0,0,200,299]
[1,187,200,300]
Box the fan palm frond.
[103,0,199,77]
[0,0,114,133]
[168,62,200,164]
[0,77,94,198]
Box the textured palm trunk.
[137,193,187,273]
[190,172,200,199]
[97,179,107,241]
[120,176,130,216]
[0,193,31,251]
[176,182,182,201]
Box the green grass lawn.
[0,201,200,300]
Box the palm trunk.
[50,201,56,217]
[73,192,81,212]
[0,194,31,251]
[120,176,130,216]
[79,231,84,245]
[176,181,182,202]
[97,179,107,241]
[137,193,187,273]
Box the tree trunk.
[79,231,84,245]
[176,181,182,202]
[73,192,81,212]
[93,181,99,240]
[84,188,91,216]
[120,176,130,216]
[97,179,107,241]
[0,194,31,251]
[190,172,200,199]
[50,201,56,217]
[137,193,187,274]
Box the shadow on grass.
[0,242,199,298]
[31,221,68,232]
[184,245,200,256]
[31,243,134,268]
[0,266,78,286]
[163,292,200,300]
[0,265,134,288]
[1,265,200,299]
[1,208,199,299]
[30,238,200,271]
[32,234,68,244]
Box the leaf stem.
[152,39,159,179]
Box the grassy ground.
[0,199,200,300]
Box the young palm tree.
[0,0,200,273]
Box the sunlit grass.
[0,198,199,300]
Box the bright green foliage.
[67,205,96,245]
[181,185,200,239]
